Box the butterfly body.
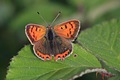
[25,20,80,61]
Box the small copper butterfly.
[25,13,80,61]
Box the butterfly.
[25,19,80,61]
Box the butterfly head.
[47,25,52,29]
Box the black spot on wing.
[35,27,37,31]
[65,25,67,29]
[69,22,73,28]
[61,27,63,29]
[70,31,72,34]
[67,33,69,37]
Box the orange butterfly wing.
[54,20,80,41]
[25,24,46,44]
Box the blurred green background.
[0,0,120,80]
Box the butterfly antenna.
[50,11,61,26]
[37,12,48,26]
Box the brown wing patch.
[54,20,80,41]
[33,37,52,61]
[25,24,46,44]
[52,36,72,61]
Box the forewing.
[54,20,80,41]
[25,24,46,44]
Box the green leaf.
[6,44,101,80]
[78,19,120,71]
